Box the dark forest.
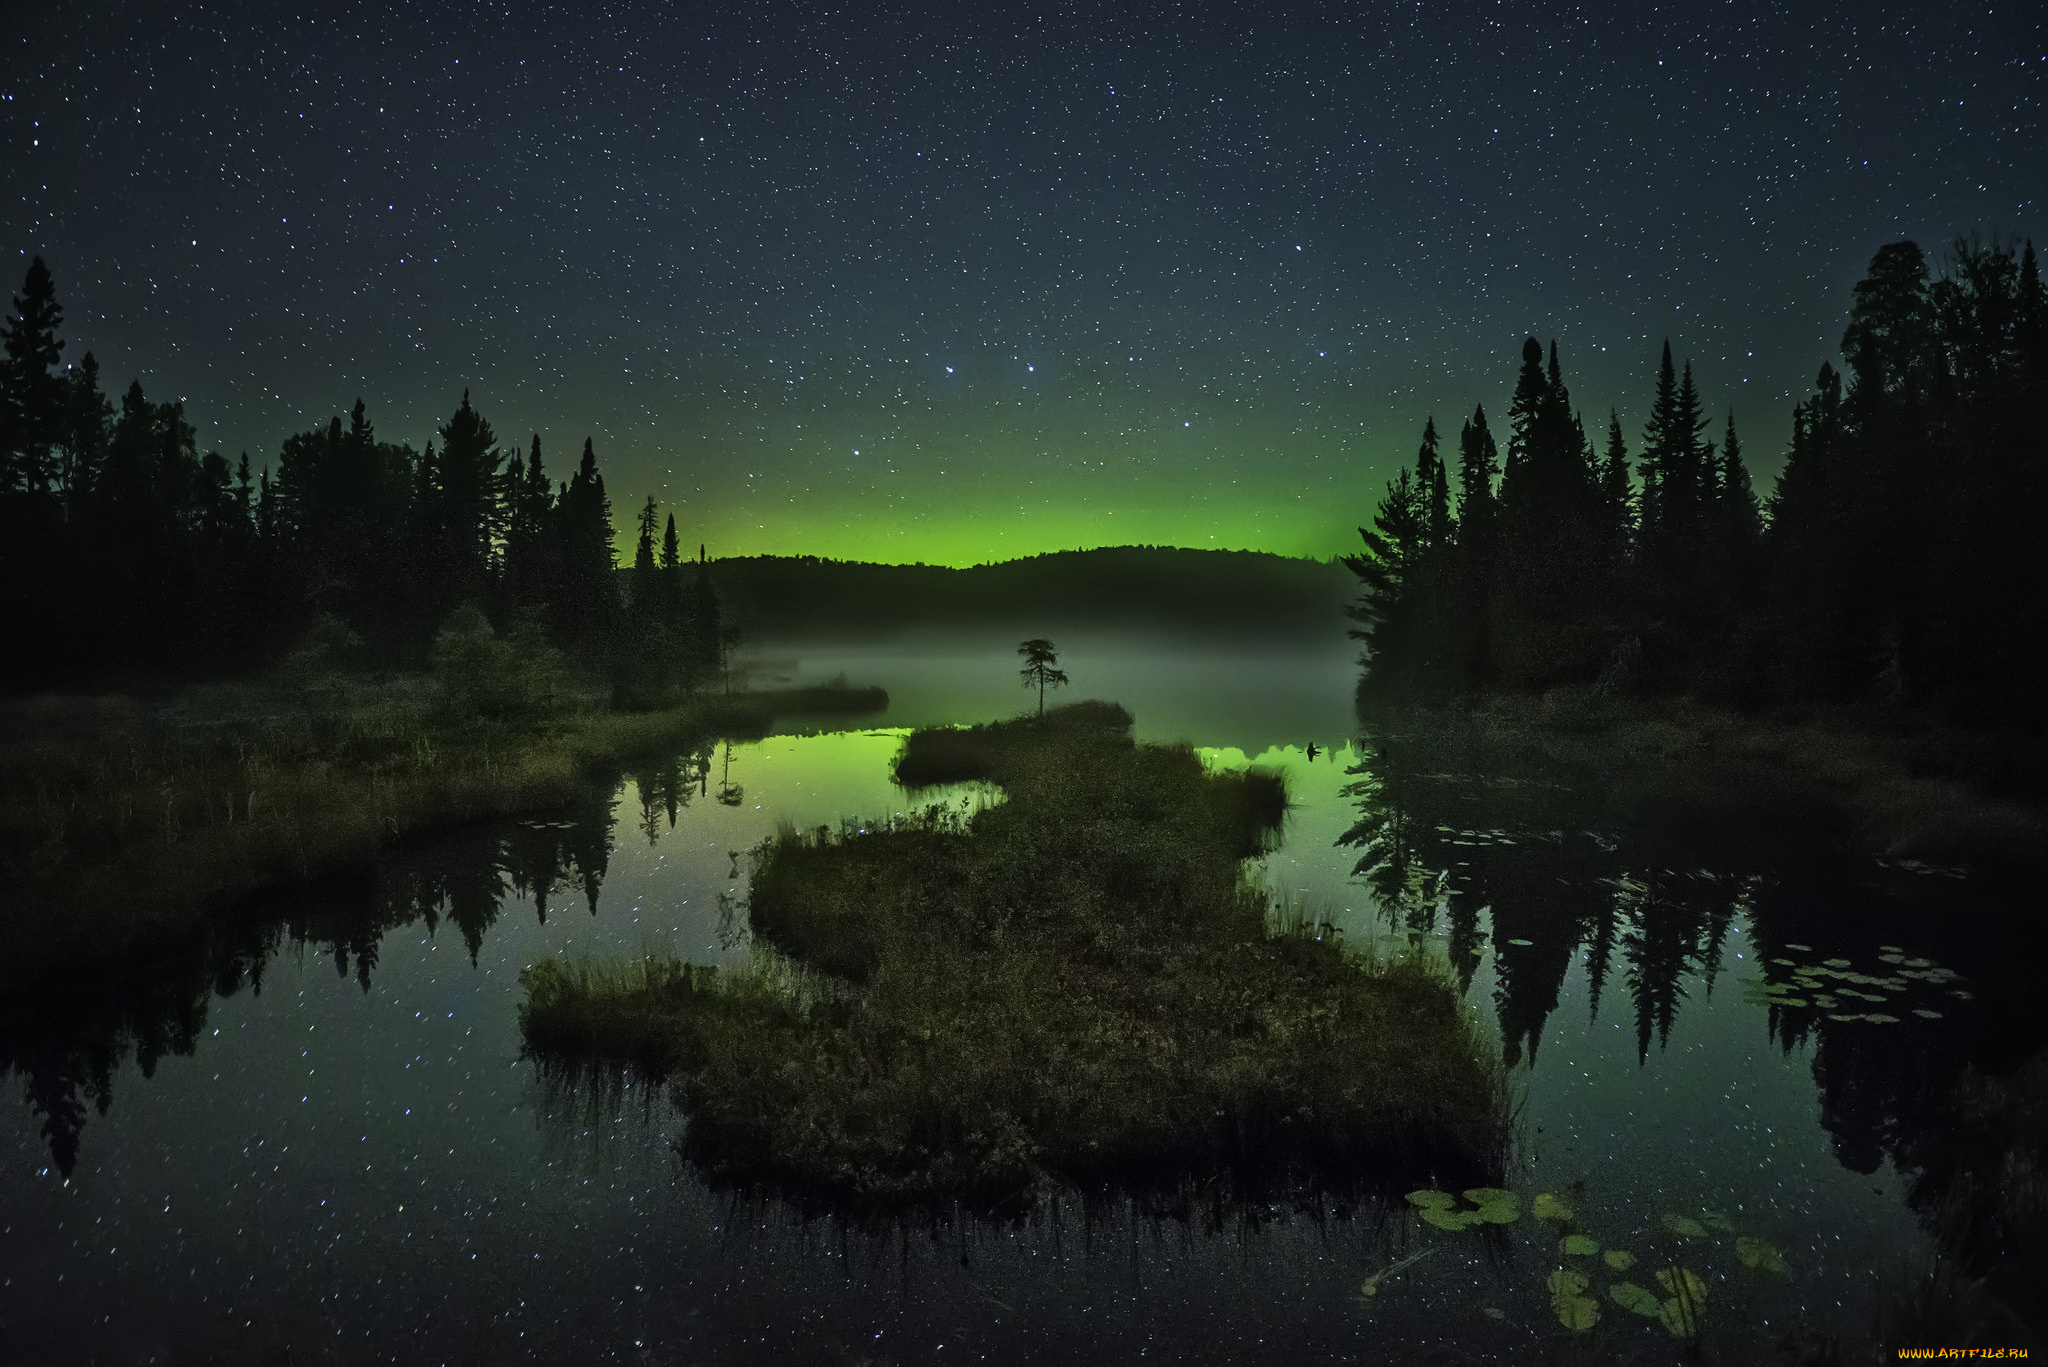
[1346,238,2048,725]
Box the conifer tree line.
[1347,237,2048,724]
[0,257,726,701]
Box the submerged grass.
[0,676,886,985]
[521,701,1510,1207]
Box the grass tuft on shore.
[520,702,1509,1206]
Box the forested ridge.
[1347,238,2048,725]
[0,258,724,703]
[709,546,1353,640]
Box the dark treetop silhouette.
[1346,237,2048,727]
[0,259,724,703]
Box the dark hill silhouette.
[696,546,1355,641]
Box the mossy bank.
[0,676,886,987]
[521,701,1509,1207]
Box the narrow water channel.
[3,637,2029,1363]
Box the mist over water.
[3,634,2019,1362]
[740,629,1362,755]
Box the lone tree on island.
[1017,638,1068,717]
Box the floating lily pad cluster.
[1749,941,1967,1024]
[1404,1186,1522,1230]
[1400,1188,1789,1338]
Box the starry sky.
[4,1,2042,565]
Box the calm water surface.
[2,636,2027,1363]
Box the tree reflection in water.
[0,770,638,1176]
[1338,719,2045,1230]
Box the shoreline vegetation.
[1367,689,2048,875]
[0,673,887,989]
[1343,236,2048,875]
[519,702,1510,1208]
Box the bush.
[430,604,566,723]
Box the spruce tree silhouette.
[1017,638,1068,716]
[1,256,65,496]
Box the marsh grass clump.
[521,702,1509,1206]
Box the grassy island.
[520,701,1508,1206]
[0,676,887,988]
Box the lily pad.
[1661,1214,1708,1238]
[1359,1277,1380,1298]
[1657,1267,1708,1302]
[1610,1281,1661,1316]
[1735,1236,1787,1274]
[1824,957,1852,968]
[1532,1193,1573,1222]
[1604,1248,1636,1271]
[1472,1199,1521,1225]
[1405,1189,1457,1210]
[1420,1207,1477,1232]
[1912,1008,1943,1020]
[1786,942,1813,952]
[1546,1268,1590,1297]
[1700,1211,1735,1233]
[1462,1187,1514,1206]
[1865,1012,1901,1024]
[1560,1234,1600,1257]
[1658,1294,1704,1337]
[1507,937,1534,946]
[1554,1294,1601,1332]
[1775,996,1809,1008]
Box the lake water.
[2,635,2028,1363]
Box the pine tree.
[1490,341,1609,683]
[2018,240,2046,375]
[690,542,726,687]
[631,495,660,614]
[1452,406,1501,684]
[1716,412,1758,546]
[0,257,66,497]
[1414,416,1453,553]
[432,391,505,600]
[1637,342,1680,543]
[1599,410,1633,560]
[1455,405,1499,537]
[659,511,685,632]
[504,434,557,616]
[554,438,617,649]
[1669,360,1711,537]
[1345,467,1426,701]
[1502,338,1548,500]
[1843,241,1935,413]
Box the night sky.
[5,2,2042,565]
